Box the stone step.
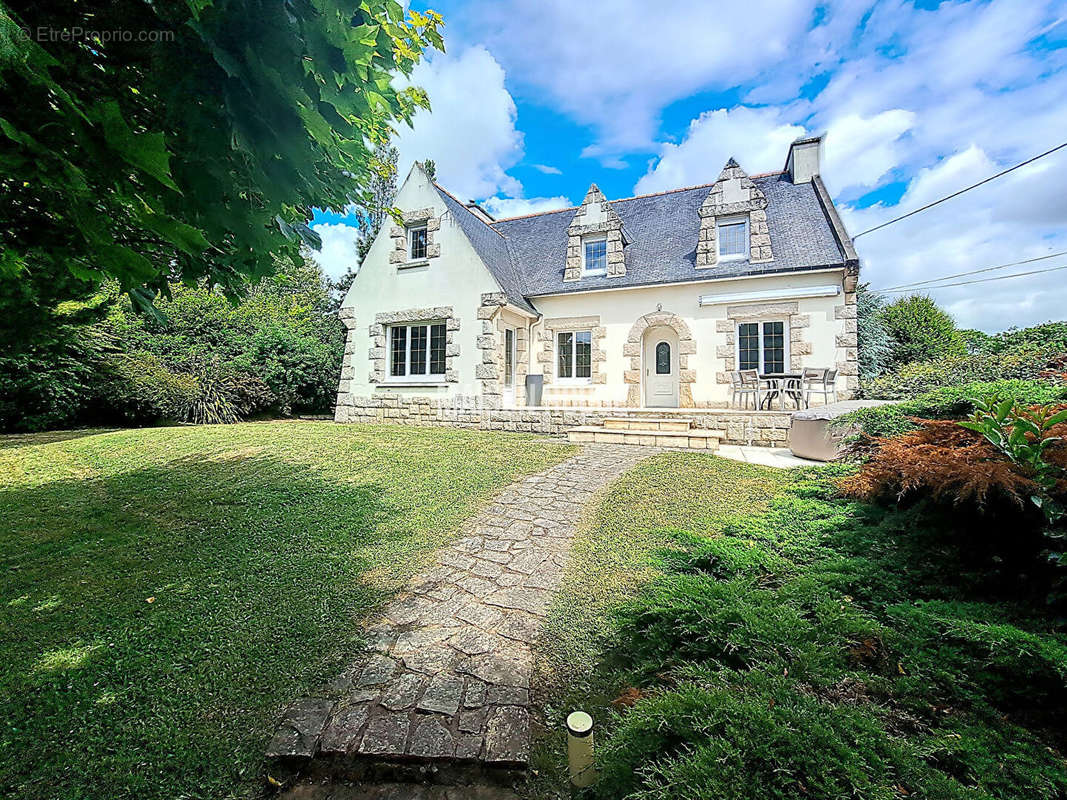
[602,416,693,432]
[567,426,719,450]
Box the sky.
[310,0,1067,333]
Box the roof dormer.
[564,184,627,281]
[697,159,773,268]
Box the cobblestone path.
[267,444,654,777]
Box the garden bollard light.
[566,710,596,788]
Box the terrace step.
[602,416,693,432]
[567,425,719,450]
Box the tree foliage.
[0,0,442,307]
[856,283,893,380]
[879,294,965,367]
[358,143,401,262]
[966,321,1067,355]
[0,256,344,431]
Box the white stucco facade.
[336,145,859,418]
[526,269,852,408]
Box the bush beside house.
[0,258,344,431]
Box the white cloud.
[627,0,1067,330]
[393,46,523,200]
[531,164,562,175]
[821,110,915,194]
[634,107,805,195]
[482,195,572,219]
[310,222,362,280]
[459,0,817,160]
[842,144,1067,332]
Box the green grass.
[529,453,789,795]
[0,422,574,800]
[530,454,1067,799]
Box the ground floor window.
[389,322,446,378]
[557,330,591,380]
[737,320,787,374]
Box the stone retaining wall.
[334,396,793,447]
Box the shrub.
[838,380,1067,439]
[862,347,1061,399]
[856,284,893,380]
[839,419,1049,510]
[979,322,1067,355]
[593,673,969,800]
[592,466,1067,799]
[880,294,965,368]
[840,410,1067,601]
[99,351,202,424]
[0,257,345,432]
[0,287,111,432]
[99,352,273,425]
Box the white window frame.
[386,320,447,383]
[735,319,790,374]
[581,235,608,277]
[717,215,750,262]
[407,224,428,262]
[555,329,593,384]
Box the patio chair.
[781,374,806,410]
[802,367,837,407]
[730,369,762,409]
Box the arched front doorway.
[643,325,680,407]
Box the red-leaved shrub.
[840,412,1067,512]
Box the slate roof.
[432,184,536,314]
[433,173,850,313]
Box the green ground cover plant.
[536,454,1067,800]
[0,422,573,799]
[838,379,1067,438]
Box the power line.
[874,250,1067,292]
[870,262,1067,295]
[852,141,1067,240]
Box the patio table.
[759,372,803,410]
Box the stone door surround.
[624,310,696,407]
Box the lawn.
[0,422,574,800]
[530,453,789,795]
[530,453,1067,799]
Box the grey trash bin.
[525,374,544,407]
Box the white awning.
[698,284,841,306]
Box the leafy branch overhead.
[0,0,444,306]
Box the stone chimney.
[785,135,822,183]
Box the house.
[335,136,859,428]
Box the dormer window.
[717,216,749,261]
[408,225,428,261]
[583,236,608,276]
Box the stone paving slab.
[267,444,654,772]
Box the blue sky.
[312,0,1067,332]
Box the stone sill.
[376,381,448,388]
[397,260,430,271]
